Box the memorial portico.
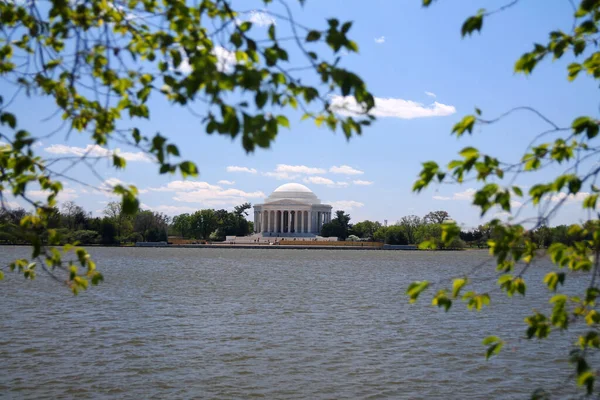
[253,183,333,236]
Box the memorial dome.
[264,183,321,204]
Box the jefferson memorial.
[253,183,333,236]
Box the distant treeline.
[321,210,589,248]
[0,202,254,245]
[0,203,584,248]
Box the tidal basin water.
[0,247,587,399]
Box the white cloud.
[1,200,21,209]
[550,192,590,203]
[328,200,365,210]
[248,10,276,26]
[493,211,513,219]
[263,164,326,180]
[174,188,265,205]
[263,171,299,181]
[330,95,456,119]
[95,177,147,197]
[304,176,334,185]
[303,177,349,188]
[433,188,476,201]
[44,144,152,162]
[146,180,265,207]
[276,164,326,175]
[226,166,257,174]
[28,187,79,201]
[353,180,373,186]
[148,181,221,192]
[140,203,197,215]
[218,180,235,185]
[213,46,238,72]
[177,46,238,74]
[374,36,385,44]
[425,91,436,98]
[330,165,364,175]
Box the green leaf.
[583,194,598,209]
[406,281,430,303]
[568,63,582,81]
[306,31,322,42]
[276,115,290,128]
[485,342,503,360]
[482,335,501,345]
[459,146,479,159]
[179,161,198,177]
[452,278,467,298]
[0,112,16,129]
[512,186,523,196]
[451,115,476,136]
[166,144,180,156]
[461,14,484,37]
[577,370,595,394]
[113,154,126,169]
[482,336,503,360]
[268,24,276,41]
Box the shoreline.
[0,243,474,251]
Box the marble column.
[318,212,321,232]
[308,211,312,234]
[280,210,284,234]
[268,211,272,233]
[265,211,269,233]
[295,210,299,233]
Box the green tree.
[190,209,219,240]
[103,202,127,240]
[396,215,423,244]
[172,213,192,238]
[321,210,351,240]
[384,225,408,245]
[0,0,373,292]
[61,201,89,231]
[350,220,382,240]
[199,209,218,240]
[410,0,600,395]
[134,210,169,242]
[423,210,451,225]
[373,226,388,242]
[233,203,252,236]
[99,218,118,245]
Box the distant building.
[253,183,332,236]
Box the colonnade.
[253,210,331,234]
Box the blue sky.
[3,0,598,228]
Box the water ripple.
[0,247,588,399]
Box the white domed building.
[253,183,333,236]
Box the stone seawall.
[134,243,422,250]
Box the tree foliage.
[349,220,381,240]
[423,210,450,225]
[0,0,374,292]
[320,210,351,240]
[384,225,408,245]
[410,0,600,395]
